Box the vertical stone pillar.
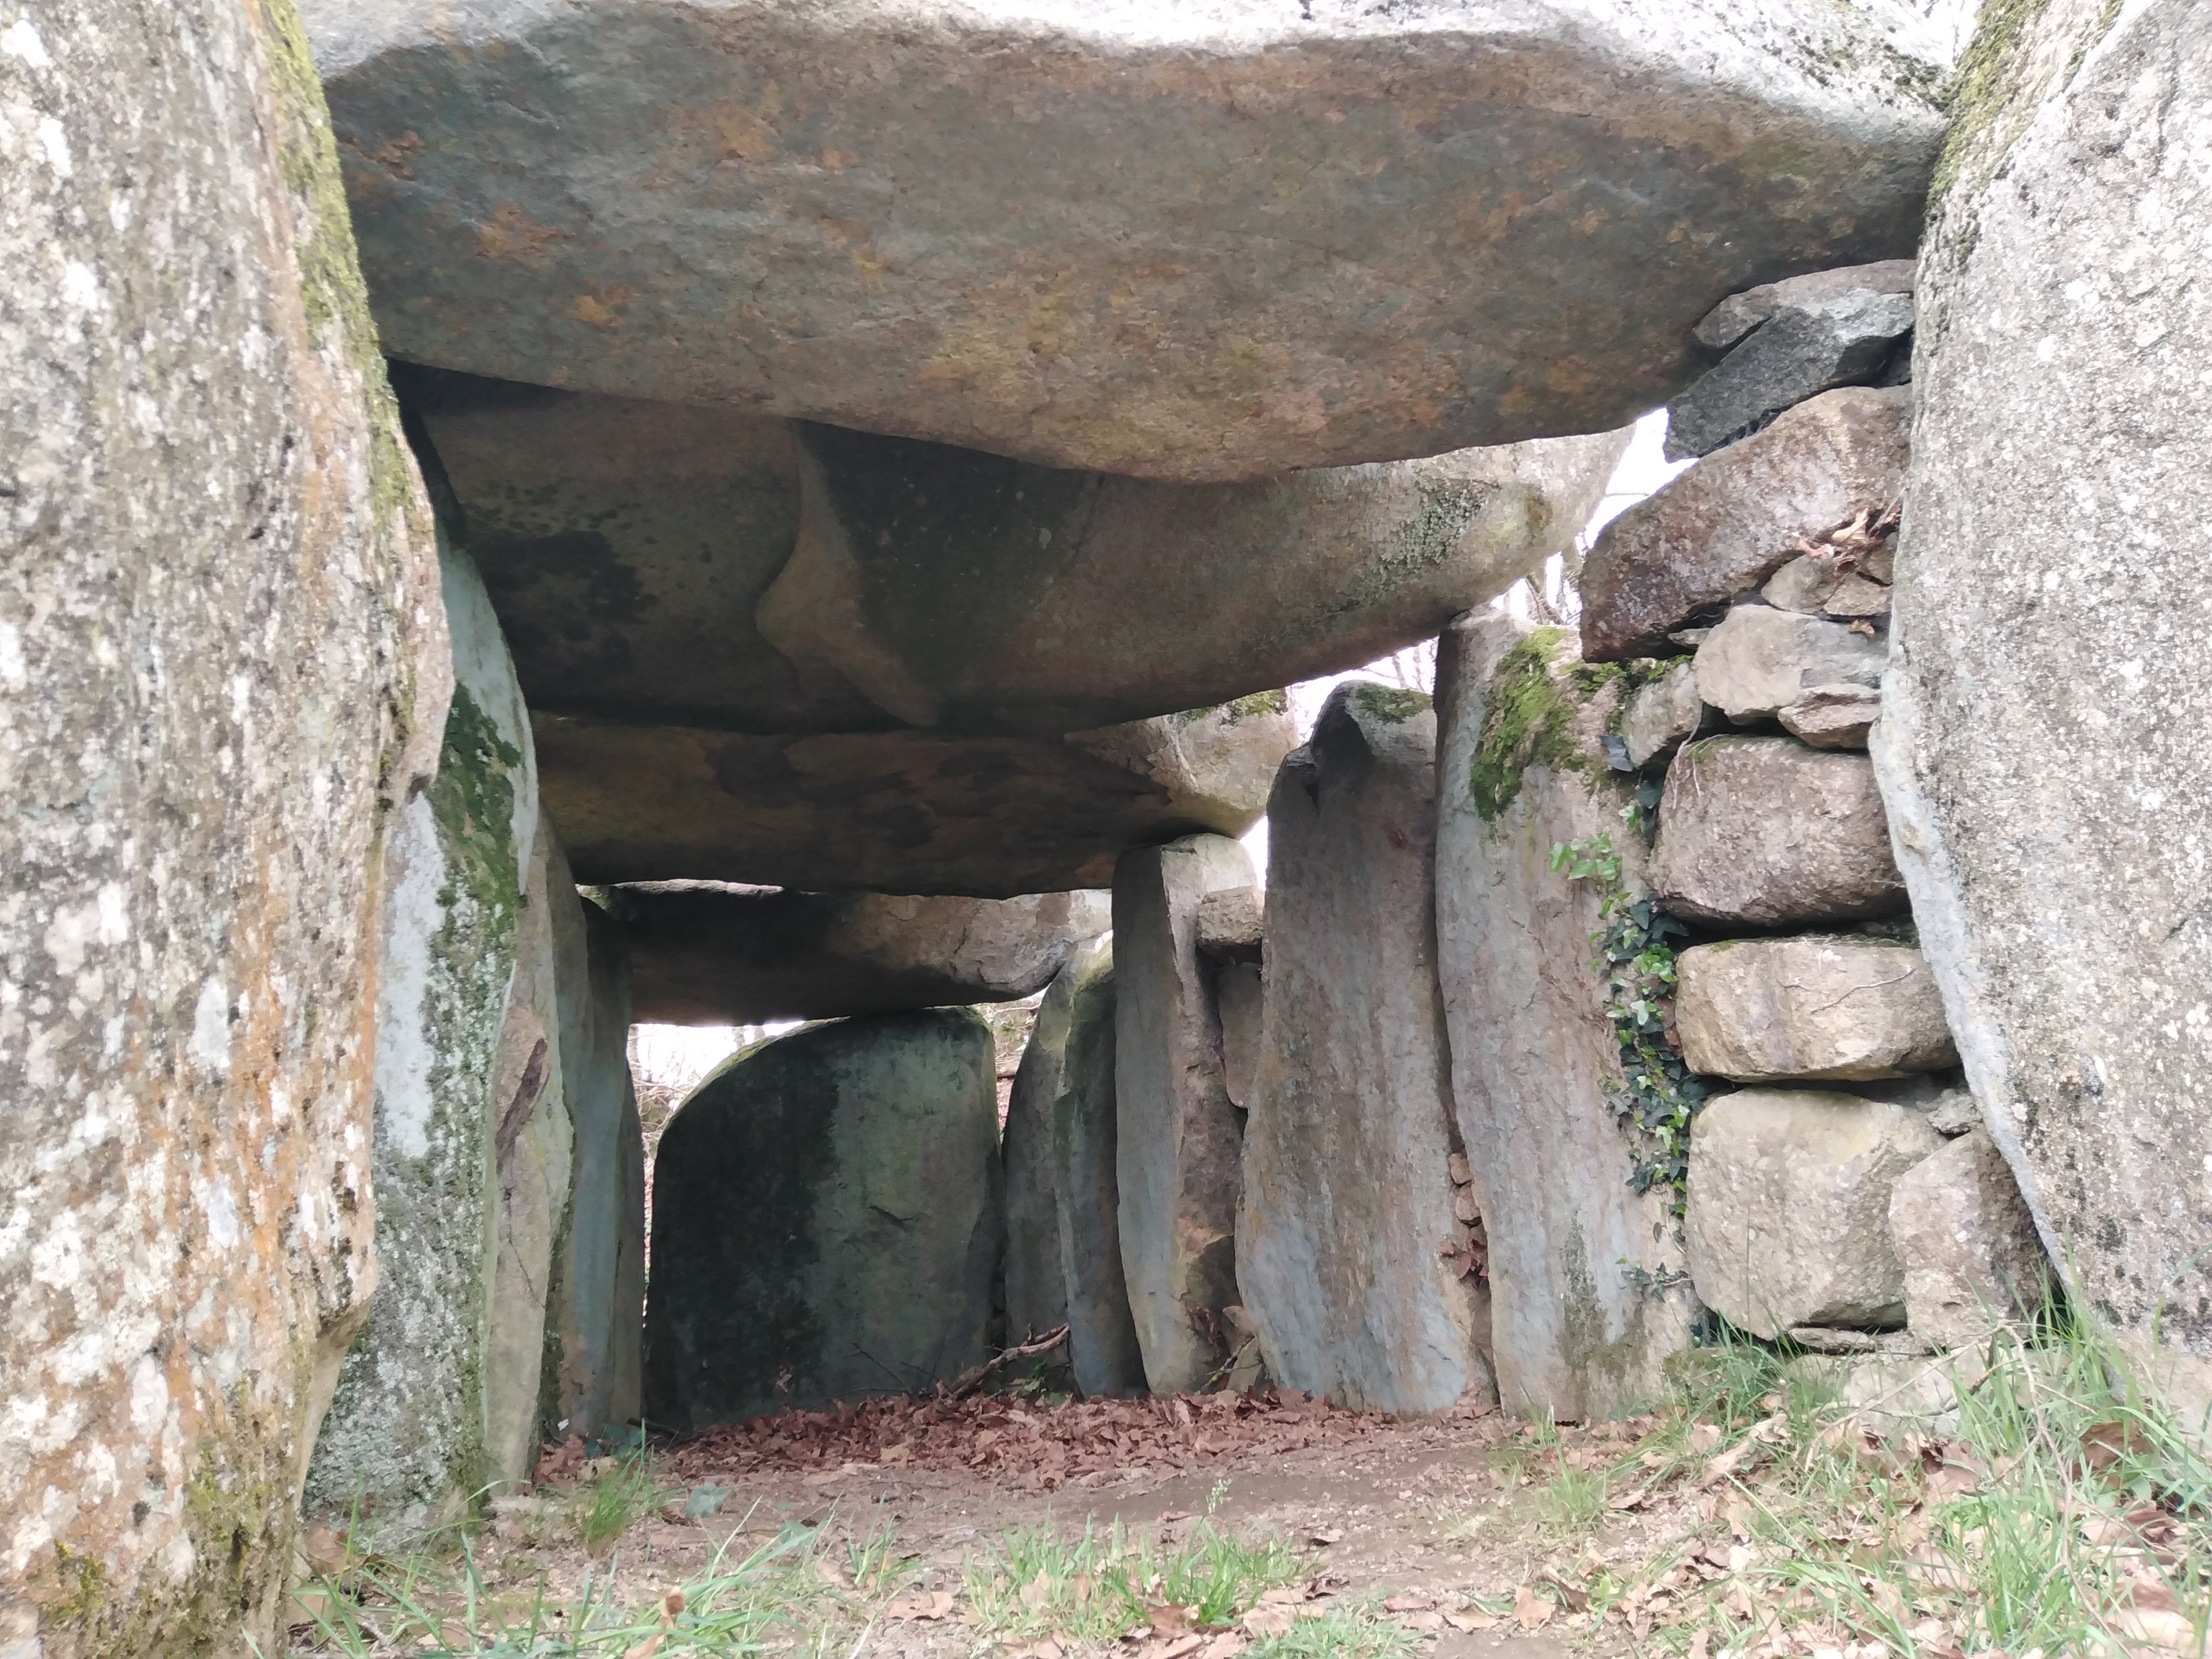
[0,0,445,1645]
[1435,613,1695,1420]
[1113,834,1254,1393]
[1872,0,2212,1428]
[1004,982,1075,1348]
[1239,685,1489,1413]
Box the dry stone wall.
[0,0,446,1649]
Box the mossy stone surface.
[642,1011,1002,1426]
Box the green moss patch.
[1468,629,1624,822]
[1348,683,1430,724]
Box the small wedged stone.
[1780,684,1882,750]
[1824,574,1893,616]
[1621,660,1706,770]
[1196,886,1266,963]
[1785,1326,1933,1356]
[1115,834,1258,1393]
[1686,1088,1945,1340]
[642,1011,1001,1425]
[1925,1088,1981,1138]
[1695,260,1918,351]
[1889,1131,2051,1351]
[1675,935,1957,1083]
[1580,387,1912,661]
[1240,684,1490,1414]
[1692,606,1885,725]
[1763,555,1845,614]
[1666,289,1916,459]
[1651,737,1907,928]
[619,884,1108,1024]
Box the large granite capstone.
[308,0,1951,481]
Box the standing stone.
[305,0,1950,481]
[642,1011,1001,1426]
[1685,1090,1943,1339]
[544,893,646,1445]
[1579,387,1911,661]
[1241,684,1489,1414]
[1115,835,1256,1393]
[622,884,1109,1025]
[1871,0,2212,1426]
[1651,737,1907,928]
[308,546,538,1520]
[483,818,576,1490]
[1004,978,1075,1348]
[1889,1132,2050,1351]
[1676,936,1957,1083]
[0,1,445,1646]
[1435,616,1695,1421]
[1047,942,1148,1398]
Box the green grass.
[573,1445,681,1555]
[1535,1468,1610,1535]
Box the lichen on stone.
[1468,629,1623,822]
[1348,683,1430,725]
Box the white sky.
[631,409,1690,1087]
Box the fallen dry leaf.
[1445,1606,1502,1632]
[884,1591,956,1621]
[1513,1583,1553,1631]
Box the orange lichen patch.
[476,203,569,264]
[575,287,635,329]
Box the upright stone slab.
[545,893,646,1444]
[0,0,446,1646]
[1240,685,1488,1414]
[1114,834,1255,1393]
[1003,978,1076,1348]
[1435,615,1695,1421]
[1871,0,2212,1427]
[1048,942,1149,1398]
[308,547,538,1520]
[484,817,576,1489]
[642,1011,1001,1426]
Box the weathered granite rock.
[1694,606,1886,724]
[1004,975,1075,1348]
[621,884,1108,1024]
[1045,942,1148,1397]
[1675,936,1957,1083]
[1651,737,1907,927]
[1925,1088,1981,1139]
[1621,659,1706,770]
[642,1011,1001,1425]
[1871,0,2212,1427]
[1196,888,1265,963]
[1685,1089,1943,1339]
[544,891,645,1445]
[1580,387,1911,661]
[1436,617,1695,1420]
[537,700,1295,897]
[484,818,576,1491]
[1890,1131,2049,1350]
[0,0,445,1643]
[1215,963,1265,1114]
[308,546,537,1520]
[399,366,869,733]
[1241,685,1490,1414]
[1781,684,1883,749]
[1115,835,1256,1393]
[1666,288,1916,459]
[760,425,1627,732]
[1695,259,1918,351]
[307,0,1950,481]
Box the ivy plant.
[1547,832,1712,1210]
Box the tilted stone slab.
[309,547,537,1521]
[759,424,1628,733]
[1651,736,1907,928]
[1871,0,2212,1426]
[1889,1131,2051,1352]
[1580,387,1911,661]
[1115,834,1256,1393]
[1435,616,1695,1421]
[1676,935,1958,1083]
[1685,1088,1942,1339]
[1665,287,1914,460]
[1242,684,1492,1414]
[535,700,1294,898]
[619,884,1108,1025]
[307,0,1949,481]
[0,0,445,1641]
[642,1011,1001,1425]
[544,885,646,1445]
